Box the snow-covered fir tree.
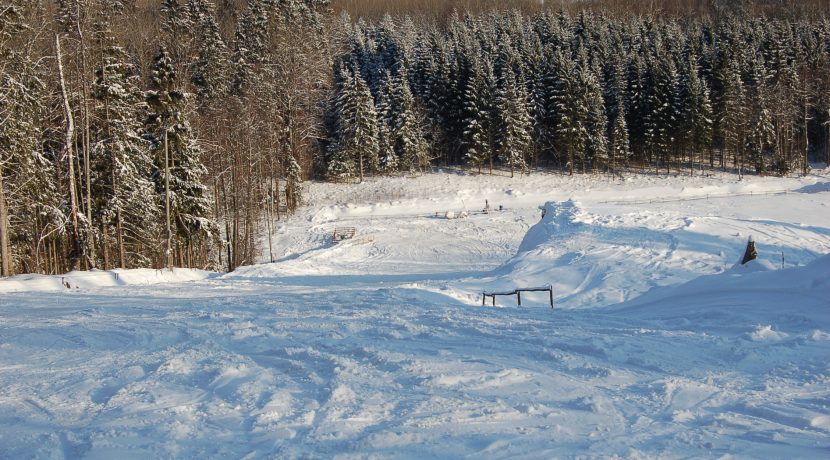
[495,65,533,177]
[328,65,379,182]
[144,48,214,260]
[189,0,229,103]
[92,26,160,268]
[284,154,303,214]
[390,71,428,173]
[375,83,398,174]
[462,55,495,173]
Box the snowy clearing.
[1,169,829,458]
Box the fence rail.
[483,285,554,308]
[599,189,791,205]
[332,227,356,242]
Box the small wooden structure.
[332,227,356,242]
[483,285,554,308]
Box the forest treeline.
[322,5,830,181]
[1,0,829,277]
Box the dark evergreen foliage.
[2,2,829,275]
[324,11,829,178]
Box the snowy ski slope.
[1,169,829,458]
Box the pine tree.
[144,48,214,265]
[284,154,303,213]
[584,64,608,172]
[495,65,532,177]
[189,0,229,103]
[643,44,679,173]
[231,0,269,96]
[606,57,631,172]
[375,83,397,174]
[745,55,775,175]
[714,56,745,170]
[462,55,491,173]
[390,71,428,172]
[328,65,379,182]
[92,27,159,268]
[626,52,649,163]
[552,50,595,175]
[161,0,195,67]
[678,51,713,172]
[531,44,560,166]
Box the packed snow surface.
[2,168,829,458]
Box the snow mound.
[611,254,830,334]
[0,268,213,293]
[450,200,700,308]
[517,199,582,253]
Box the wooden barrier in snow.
[332,227,356,242]
[483,285,554,308]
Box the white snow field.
[1,168,829,458]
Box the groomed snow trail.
[1,169,829,458]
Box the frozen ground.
[1,168,829,458]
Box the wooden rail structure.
[483,285,554,308]
[332,227,356,242]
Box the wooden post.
[492,295,495,306]
[517,291,521,306]
[482,293,486,305]
[549,286,554,308]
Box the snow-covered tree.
[677,52,713,170]
[230,0,269,96]
[92,28,159,268]
[390,71,428,172]
[284,154,303,213]
[328,65,379,182]
[1,3,60,275]
[462,55,495,173]
[375,83,397,174]
[189,0,229,103]
[144,48,214,262]
[495,65,532,177]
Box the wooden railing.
[483,285,554,308]
[332,227,356,242]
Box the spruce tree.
[643,45,679,173]
[375,83,397,174]
[144,48,214,264]
[189,0,229,103]
[231,0,269,96]
[552,50,590,175]
[495,65,533,177]
[92,27,159,268]
[284,154,303,214]
[390,71,428,172]
[328,66,379,182]
[745,56,775,175]
[714,57,745,170]
[462,56,491,173]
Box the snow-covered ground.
[1,168,829,458]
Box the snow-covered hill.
[1,169,829,458]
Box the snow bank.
[612,254,830,333]
[0,268,213,293]
[1,169,829,458]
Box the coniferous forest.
[1,0,829,276]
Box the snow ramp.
[448,199,741,309]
